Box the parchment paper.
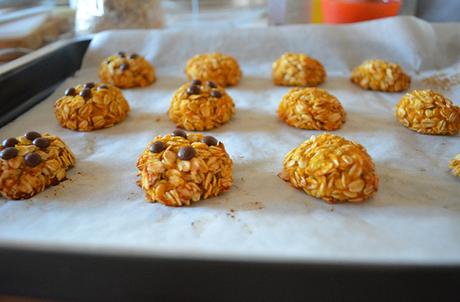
[1,16,459,264]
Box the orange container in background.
[321,0,402,24]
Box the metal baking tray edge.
[0,39,459,302]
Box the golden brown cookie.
[395,90,460,135]
[184,53,241,87]
[168,80,235,131]
[450,153,460,177]
[351,59,410,92]
[54,82,130,131]
[279,133,378,203]
[277,87,346,130]
[136,130,233,206]
[99,51,155,88]
[272,52,326,87]
[0,131,75,199]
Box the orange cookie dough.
[136,130,233,206]
[395,90,460,135]
[279,133,378,203]
[278,87,346,130]
[99,51,155,88]
[0,131,75,199]
[351,59,410,92]
[54,82,130,131]
[272,52,326,87]
[168,80,235,131]
[184,53,241,87]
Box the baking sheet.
[0,16,459,264]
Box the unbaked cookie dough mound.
[450,153,460,177]
[279,133,378,203]
[351,59,410,92]
[168,80,235,131]
[272,52,326,87]
[184,53,241,87]
[278,87,346,130]
[99,51,155,88]
[136,130,233,206]
[0,131,75,199]
[54,82,130,131]
[395,90,460,135]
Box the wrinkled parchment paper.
[1,17,459,264]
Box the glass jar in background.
[320,0,402,24]
[73,0,164,33]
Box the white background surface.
[0,16,459,264]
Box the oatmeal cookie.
[279,133,378,203]
[395,90,460,135]
[272,52,326,87]
[99,51,155,88]
[450,153,460,177]
[351,59,410,92]
[54,82,130,131]
[136,130,233,206]
[168,80,235,131]
[0,131,75,199]
[278,87,346,130]
[184,53,241,87]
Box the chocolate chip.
[79,88,91,99]
[187,85,201,95]
[84,82,95,89]
[117,51,126,57]
[65,87,76,96]
[172,129,187,139]
[202,136,218,146]
[24,131,41,141]
[191,79,202,86]
[33,137,50,149]
[24,152,41,167]
[0,147,18,160]
[2,137,19,148]
[129,53,138,59]
[207,81,217,88]
[210,90,222,98]
[97,84,109,90]
[149,141,166,153]
[178,146,196,160]
[120,63,129,71]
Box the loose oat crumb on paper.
[421,73,460,90]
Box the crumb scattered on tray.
[421,73,460,90]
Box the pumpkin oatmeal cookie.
[272,52,326,87]
[450,153,460,177]
[99,51,155,88]
[54,82,130,131]
[351,59,410,92]
[184,53,241,87]
[136,130,233,206]
[279,133,378,203]
[168,80,235,131]
[0,131,75,199]
[278,87,346,130]
[395,90,460,135]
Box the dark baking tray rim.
[0,39,459,302]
